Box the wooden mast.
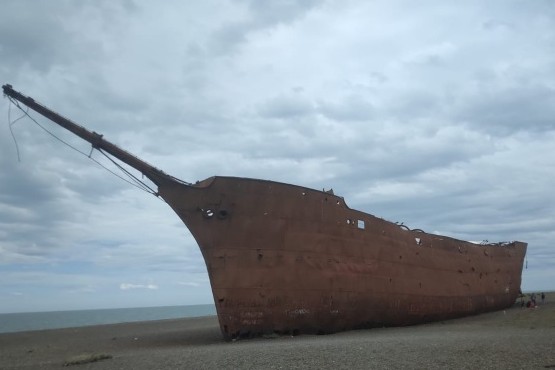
[3,84,177,187]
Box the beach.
[1,293,553,369]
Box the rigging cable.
[7,99,28,162]
[97,148,157,195]
[6,96,161,198]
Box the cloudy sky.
[1,0,554,313]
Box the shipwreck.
[3,84,527,340]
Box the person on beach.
[541,292,545,304]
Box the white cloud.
[178,282,200,287]
[119,283,159,291]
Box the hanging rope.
[7,99,29,162]
[6,96,161,198]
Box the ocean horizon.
[0,304,216,334]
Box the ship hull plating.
[159,176,527,340]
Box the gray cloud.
[456,85,555,135]
[318,95,374,122]
[258,93,315,118]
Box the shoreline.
[0,304,216,334]
[1,295,553,369]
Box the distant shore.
[1,292,553,369]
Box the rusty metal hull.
[158,176,527,340]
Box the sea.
[0,304,216,334]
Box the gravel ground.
[0,293,553,370]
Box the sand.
[1,293,553,370]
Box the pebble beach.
[1,293,553,369]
